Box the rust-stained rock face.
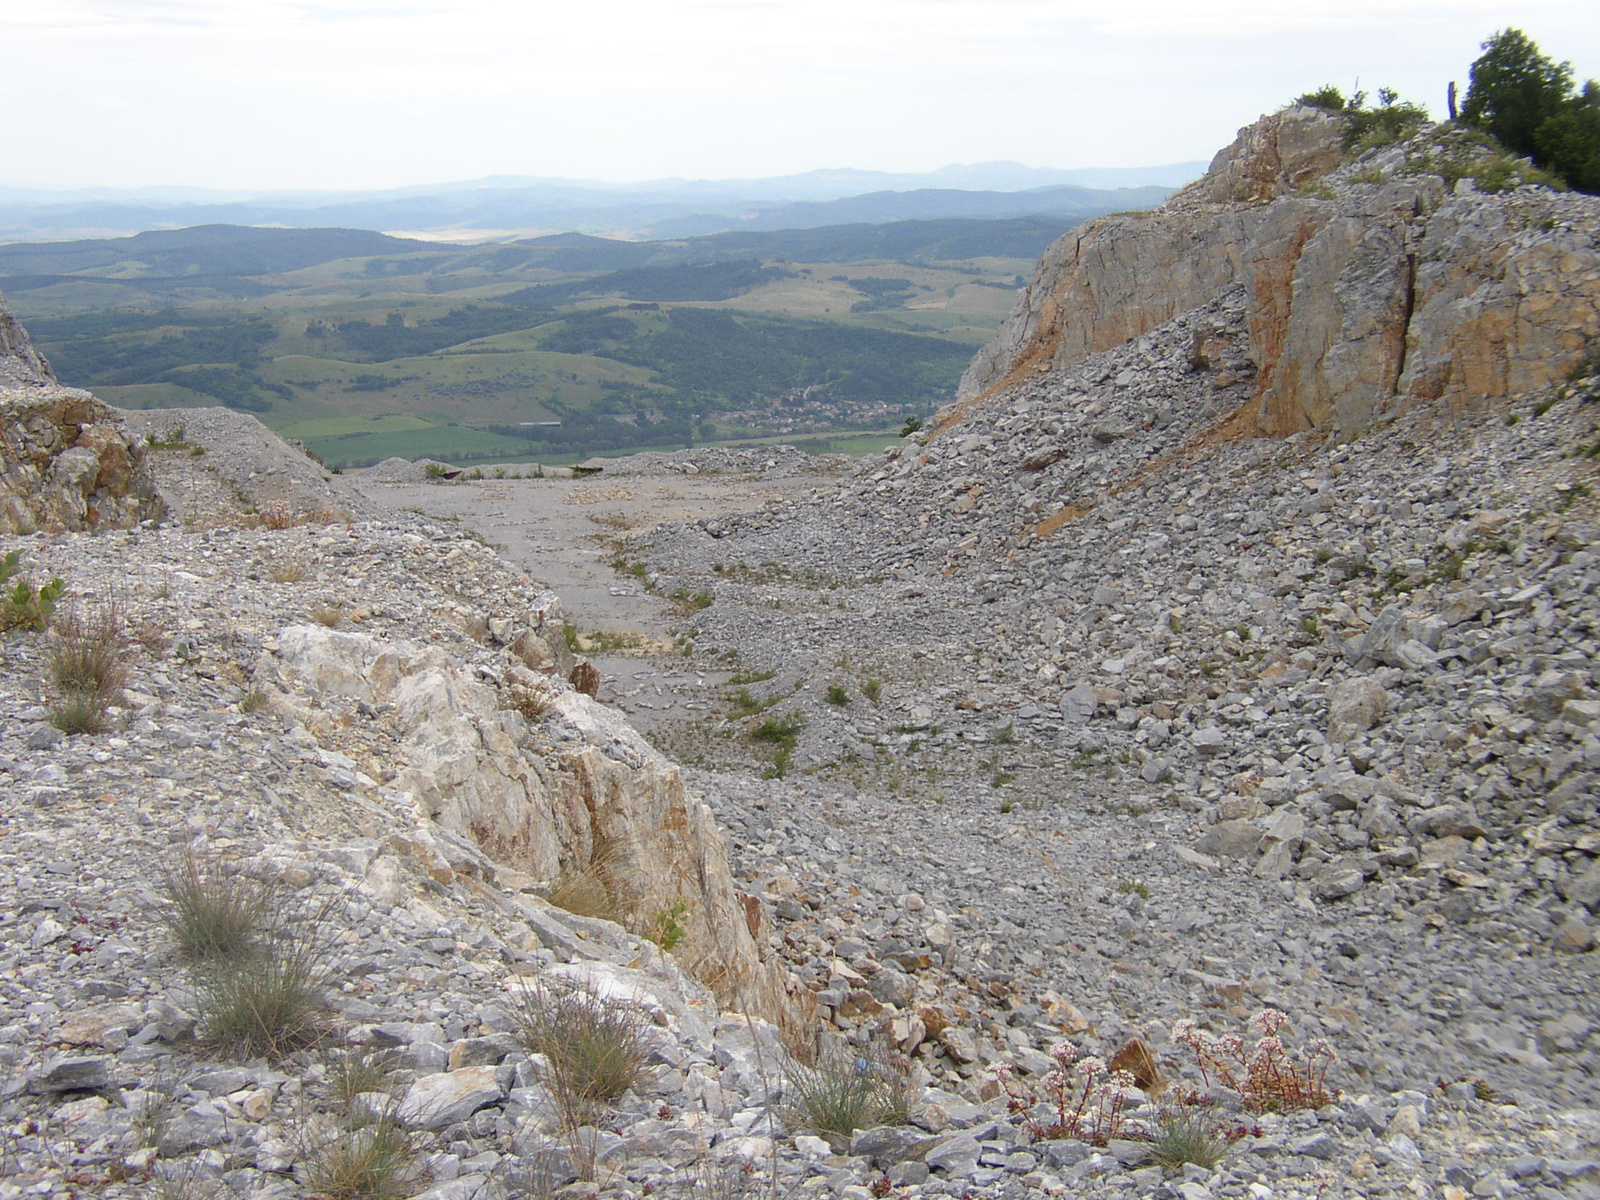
[1,388,166,533]
[959,109,1600,441]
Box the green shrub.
[825,684,850,706]
[862,678,882,704]
[1462,28,1600,194]
[0,551,65,634]
[1295,84,1348,111]
[649,898,690,951]
[1294,85,1428,151]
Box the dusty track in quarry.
[363,456,840,734]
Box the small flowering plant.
[992,1042,1141,1145]
[1171,1009,1337,1113]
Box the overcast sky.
[5,0,1598,191]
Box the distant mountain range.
[0,161,1203,244]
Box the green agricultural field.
[274,414,434,438]
[93,382,227,409]
[299,422,544,468]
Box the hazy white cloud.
[3,0,1596,188]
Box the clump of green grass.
[751,713,804,749]
[825,684,850,706]
[785,1042,912,1137]
[991,722,1015,745]
[48,690,110,736]
[762,748,793,780]
[192,932,330,1057]
[1147,1102,1228,1171]
[861,678,882,704]
[731,687,770,716]
[671,587,713,612]
[176,862,341,1058]
[513,978,650,1112]
[728,668,775,685]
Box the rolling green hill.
[1,217,1100,466]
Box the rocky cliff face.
[960,109,1600,439]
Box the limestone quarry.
[2,110,1599,1200]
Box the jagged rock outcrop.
[0,286,54,389]
[959,108,1600,438]
[1,286,165,533]
[0,389,166,533]
[266,617,809,1037]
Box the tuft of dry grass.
[300,1114,430,1199]
[504,681,554,722]
[325,1045,403,1117]
[547,862,620,923]
[512,977,650,1113]
[309,604,344,628]
[158,848,273,962]
[268,556,309,584]
[260,500,296,531]
[46,601,128,735]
